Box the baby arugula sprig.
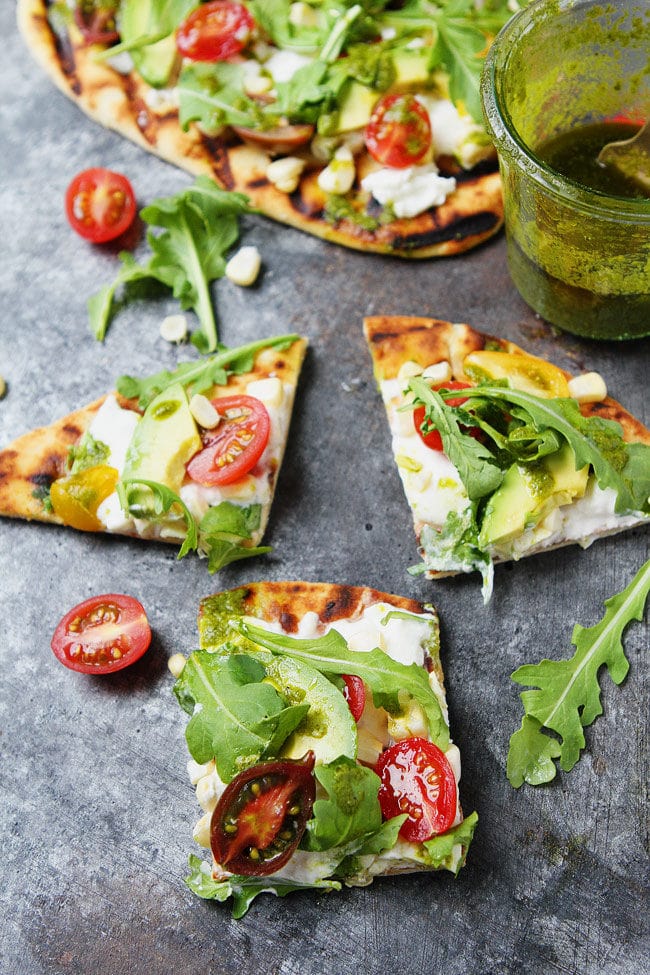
[89,176,254,352]
[507,559,650,787]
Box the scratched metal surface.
[1,5,649,975]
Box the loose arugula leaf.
[117,478,199,558]
[234,620,450,750]
[89,177,253,350]
[422,810,479,874]
[117,334,300,409]
[408,378,503,501]
[199,502,272,572]
[185,854,341,918]
[304,757,384,852]
[507,559,650,787]
[173,651,309,780]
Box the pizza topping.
[73,1,120,45]
[186,394,271,486]
[413,382,474,452]
[365,93,432,169]
[341,674,366,722]
[266,155,306,193]
[65,168,137,243]
[317,146,356,195]
[210,754,316,875]
[361,164,457,219]
[51,594,152,674]
[567,372,608,404]
[176,1,256,62]
[376,738,457,842]
[50,464,119,531]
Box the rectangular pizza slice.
[364,316,650,599]
[0,335,307,571]
[172,581,477,917]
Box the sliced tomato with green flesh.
[186,394,270,486]
[342,675,366,722]
[65,168,137,243]
[211,753,316,875]
[365,93,432,169]
[376,737,457,842]
[176,1,255,61]
[50,465,118,531]
[74,2,120,44]
[413,381,474,451]
[51,594,152,675]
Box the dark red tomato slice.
[74,2,120,44]
[342,675,366,722]
[376,737,457,842]
[65,168,137,243]
[365,93,432,169]
[413,381,474,451]
[176,1,255,61]
[51,594,152,675]
[186,394,270,486]
[211,752,316,875]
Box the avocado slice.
[263,654,358,766]
[333,80,379,134]
[479,443,589,549]
[118,0,190,88]
[122,382,201,493]
[392,48,433,87]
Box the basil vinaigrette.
[536,121,646,199]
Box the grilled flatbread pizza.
[365,316,650,599]
[17,0,512,258]
[174,580,477,916]
[0,335,307,570]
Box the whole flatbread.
[17,0,504,259]
[0,338,307,539]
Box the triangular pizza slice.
[173,580,477,916]
[0,335,307,571]
[364,316,650,599]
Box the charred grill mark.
[289,192,324,219]
[61,422,84,440]
[201,136,236,190]
[43,0,80,93]
[321,588,357,623]
[247,177,271,189]
[367,323,432,346]
[28,471,56,488]
[279,611,299,633]
[391,210,500,250]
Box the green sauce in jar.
[536,121,646,199]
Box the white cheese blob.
[88,395,140,474]
[264,49,313,83]
[417,95,493,169]
[361,163,456,218]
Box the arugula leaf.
[89,177,252,350]
[422,810,479,874]
[199,502,272,572]
[67,433,110,474]
[116,334,300,409]
[431,0,488,120]
[184,854,341,918]
[304,756,384,852]
[179,62,270,132]
[234,620,450,750]
[507,559,650,787]
[173,651,309,780]
[117,478,199,558]
[411,508,494,603]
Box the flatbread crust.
[364,315,650,574]
[196,580,467,882]
[17,0,504,258]
[0,338,307,539]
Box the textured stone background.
[1,4,648,974]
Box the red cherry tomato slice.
[211,753,316,875]
[342,675,366,722]
[74,2,120,45]
[376,737,457,842]
[186,394,271,486]
[365,93,432,169]
[413,381,474,451]
[65,168,137,243]
[51,594,152,675]
[176,1,255,61]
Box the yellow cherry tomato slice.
[463,350,570,398]
[50,465,118,531]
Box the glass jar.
[481,0,650,340]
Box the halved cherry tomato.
[50,465,118,531]
[413,381,473,451]
[342,675,366,722]
[176,1,255,61]
[51,594,152,675]
[365,93,432,169]
[74,1,120,45]
[65,168,137,243]
[232,123,315,154]
[376,737,457,842]
[186,394,270,486]
[211,752,316,875]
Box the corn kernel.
[225,246,262,287]
[266,156,305,193]
[189,393,221,430]
[567,372,607,404]
[167,653,187,679]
